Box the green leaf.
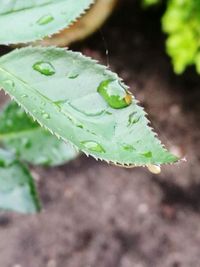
[162,0,200,74]
[0,101,79,166]
[0,47,178,166]
[0,148,41,213]
[0,0,94,44]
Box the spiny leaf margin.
[0,101,79,167]
[0,46,178,166]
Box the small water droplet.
[37,14,54,25]
[33,61,55,76]
[142,151,152,158]
[4,80,15,88]
[67,72,79,79]
[53,100,67,107]
[22,138,31,149]
[128,112,140,126]
[81,141,105,153]
[97,79,132,109]
[147,164,161,174]
[21,94,28,98]
[123,144,135,151]
[42,112,50,119]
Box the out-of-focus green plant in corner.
[143,0,200,74]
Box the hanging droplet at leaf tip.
[147,164,161,174]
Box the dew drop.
[147,164,161,174]
[141,151,152,158]
[33,61,55,76]
[37,14,54,25]
[4,80,15,88]
[97,79,132,109]
[81,141,105,153]
[68,72,79,79]
[42,112,50,119]
[21,94,28,98]
[128,112,140,126]
[123,144,135,151]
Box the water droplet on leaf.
[81,141,105,153]
[33,61,55,76]
[128,112,140,126]
[21,94,28,98]
[42,112,50,119]
[37,14,54,25]
[97,79,132,109]
[147,165,161,174]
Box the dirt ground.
[0,1,200,267]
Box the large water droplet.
[81,141,105,153]
[21,94,28,98]
[67,71,79,79]
[97,79,132,109]
[147,164,161,174]
[37,14,54,25]
[33,61,55,76]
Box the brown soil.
[0,1,200,266]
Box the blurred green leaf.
[162,0,200,74]
[0,148,41,213]
[0,101,79,166]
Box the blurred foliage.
[163,0,200,74]
[143,0,200,74]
